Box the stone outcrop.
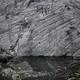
[0,0,80,56]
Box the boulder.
[0,0,80,56]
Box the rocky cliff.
[0,0,80,56]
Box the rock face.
[0,56,80,80]
[0,0,80,56]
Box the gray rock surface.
[0,0,80,56]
